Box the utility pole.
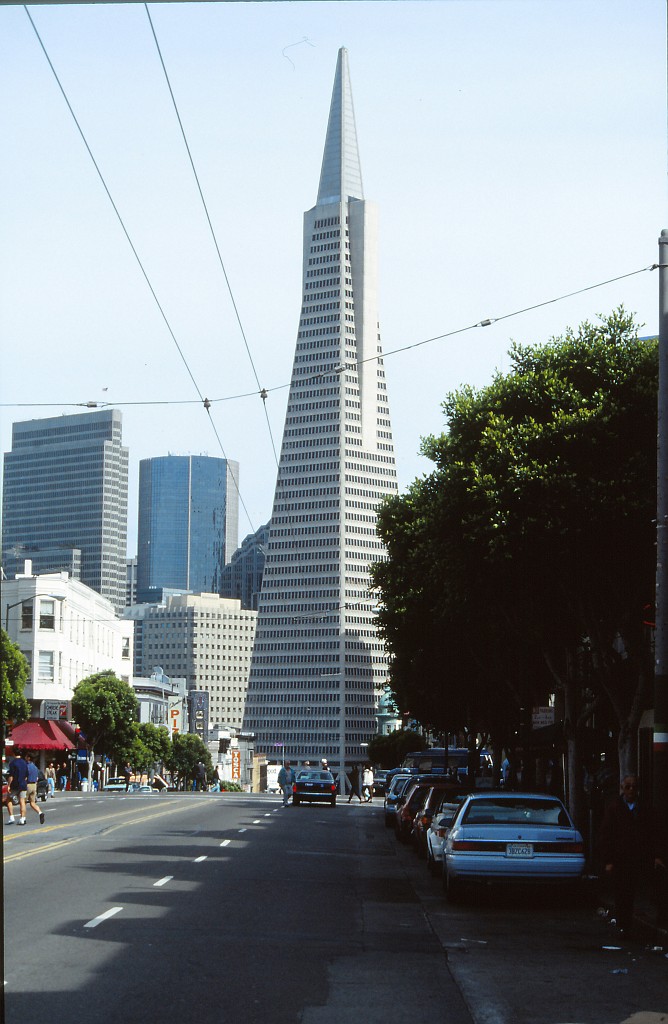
[654,228,668,833]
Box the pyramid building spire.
[317,47,364,206]
[243,51,397,786]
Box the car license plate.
[506,842,533,858]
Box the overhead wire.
[144,3,279,469]
[23,4,259,535]
[0,261,657,411]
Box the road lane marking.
[194,856,207,863]
[220,840,231,846]
[264,813,272,818]
[154,876,173,887]
[84,907,123,929]
[253,819,262,824]
[238,828,247,833]
[3,800,205,862]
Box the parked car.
[128,782,158,795]
[442,791,585,902]
[104,776,128,792]
[426,794,465,875]
[412,785,465,859]
[372,770,389,796]
[292,769,337,806]
[383,773,414,828]
[394,778,442,843]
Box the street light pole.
[654,228,668,834]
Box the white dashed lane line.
[84,907,123,929]
[238,828,247,833]
[220,839,231,847]
[154,876,173,887]
[194,856,207,863]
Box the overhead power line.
[23,5,258,534]
[144,3,279,469]
[1,262,657,411]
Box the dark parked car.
[412,784,465,858]
[383,773,416,828]
[292,769,337,806]
[372,770,389,797]
[394,779,440,843]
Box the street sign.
[231,748,241,781]
[532,707,555,730]
[41,700,69,721]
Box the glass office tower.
[242,50,398,780]
[136,455,239,602]
[2,409,129,613]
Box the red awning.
[8,719,75,751]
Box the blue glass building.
[136,455,239,602]
[1,409,129,613]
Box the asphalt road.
[2,792,667,1024]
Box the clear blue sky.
[1,1,665,554]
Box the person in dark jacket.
[598,774,665,937]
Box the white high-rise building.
[243,50,398,780]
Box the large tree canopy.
[372,310,657,794]
[1,629,30,727]
[71,671,139,761]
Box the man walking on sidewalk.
[277,761,296,807]
[25,754,46,824]
[5,750,29,826]
[599,774,665,938]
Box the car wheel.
[293,797,300,806]
[330,797,336,806]
[40,792,47,803]
[427,850,438,876]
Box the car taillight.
[331,785,336,793]
[451,840,489,851]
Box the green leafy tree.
[367,729,427,769]
[71,671,139,768]
[118,723,172,777]
[372,310,657,820]
[164,732,213,788]
[1,629,30,727]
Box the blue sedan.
[442,792,585,902]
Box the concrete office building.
[133,592,257,733]
[136,455,239,603]
[242,50,398,779]
[2,409,129,614]
[1,564,134,723]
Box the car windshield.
[389,776,412,796]
[461,797,571,827]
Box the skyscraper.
[242,49,398,778]
[136,455,239,602]
[2,409,129,613]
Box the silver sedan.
[442,792,585,902]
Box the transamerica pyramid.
[242,49,398,787]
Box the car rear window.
[297,771,332,782]
[462,798,571,826]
